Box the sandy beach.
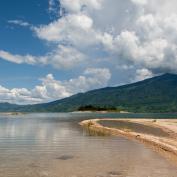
[80,118,177,166]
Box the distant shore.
[0,112,25,115]
[80,118,177,166]
[72,110,131,114]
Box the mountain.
[0,102,20,112]
[1,73,177,113]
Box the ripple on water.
[0,114,176,177]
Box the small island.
[77,105,118,112]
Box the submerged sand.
[80,118,177,166]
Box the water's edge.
[80,118,177,167]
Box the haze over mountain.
[0,73,177,113]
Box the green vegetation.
[78,105,117,112]
[1,73,177,113]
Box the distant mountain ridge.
[1,73,177,113]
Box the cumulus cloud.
[60,0,103,13]
[34,13,97,48]
[32,67,111,102]
[2,0,177,103]
[2,0,177,76]
[33,0,177,75]
[0,68,111,104]
[131,0,147,6]
[66,68,111,93]
[0,86,41,104]
[134,68,153,81]
[42,45,86,69]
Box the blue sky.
[0,0,177,104]
[0,0,60,88]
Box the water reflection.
[0,114,176,177]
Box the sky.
[0,0,177,104]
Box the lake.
[0,113,176,177]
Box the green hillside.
[1,73,177,113]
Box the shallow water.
[99,120,169,137]
[0,113,176,177]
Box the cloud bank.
[2,0,177,74]
[0,68,111,104]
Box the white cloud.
[0,50,37,64]
[131,0,147,6]
[42,45,86,69]
[134,68,153,81]
[60,0,103,13]
[2,0,177,103]
[34,0,177,74]
[34,13,97,48]
[32,74,71,101]
[0,68,111,104]
[0,86,41,104]
[48,0,57,13]
[66,67,111,93]
[8,20,31,27]
[0,45,86,69]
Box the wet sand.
[80,118,177,166]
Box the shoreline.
[0,112,25,115]
[80,118,177,166]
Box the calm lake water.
[0,113,177,177]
